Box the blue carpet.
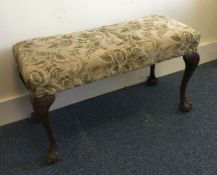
[1,60,217,175]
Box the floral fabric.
[13,15,200,97]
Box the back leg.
[29,96,40,123]
[146,64,158,86]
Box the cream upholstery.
[13,15,200,97]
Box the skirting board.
[0,41,217,126]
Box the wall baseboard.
[0,41,217,126]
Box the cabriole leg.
[146,64,158,86]
[33,94,60,164]
[179,52,200,112]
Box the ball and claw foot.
[146,76,158,86]
[30,112,40,123]
[46,146,61,164]
[179,100,192,112]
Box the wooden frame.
[30,52,200,164]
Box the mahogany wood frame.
[30,52,200,164]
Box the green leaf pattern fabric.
[13,15,200,97]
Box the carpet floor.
[1,60,217,175]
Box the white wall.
[0,0,217,125]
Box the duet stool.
[13,15,201,164]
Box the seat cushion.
[13,15,200,97]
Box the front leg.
[179,52,200,112]
[33,94,61,164]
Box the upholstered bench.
[13,15,200,164]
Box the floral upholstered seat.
[13,15,200,97]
